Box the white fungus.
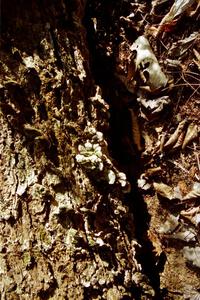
[108,170,116,185]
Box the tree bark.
[1,1,199,299]
[0,1,154,299]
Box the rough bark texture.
[1,1,200,299]
[0,1,154,299]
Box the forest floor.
[85,0,200,298]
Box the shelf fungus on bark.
[76,140,104,171]
[75,126,130,191]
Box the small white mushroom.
[118,172,127,181]
[89,154,99,164]
[96,131,104,141]
[84,141,93,150]
[76,154,85,163]
[108,170,116,185]
[98,162,104,171]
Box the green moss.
[23,251,31,266]
[87,236,96,247]
[39,227,51,246]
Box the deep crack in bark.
[84,2,165,298]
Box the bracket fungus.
[75,127,130,191]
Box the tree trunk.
[0,1,154,299]
[1,1,199,299]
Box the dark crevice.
[84,2,164,299]
[49,26,63,70]
[38,102,48,121]
[54,88,62,109]
[37,262,58,300]
[46,130,60,167]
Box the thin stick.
[167,159,189,174]
[193,142,200,176]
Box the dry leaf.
[151,0,169,15]
[148,230,163,256]
[169,31,199,58]
[178,180,188,195]
[170,229,196,242]
[182,182,200,200]
[164,120,187,148]
[138,95,170,119]
[142,131,154,154]
[146,167,162,177]
[156,0,196,35]
[158,214,179,234]
[182,123,198,149]
[181,207,200,226]
[173,130,185,149]
[153,182,175,200]
[115,41,137,93]
[183,287,200,300]
[130,36,168,91]
[183,246,200,268]
[193,48,200,70]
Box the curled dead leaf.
[130,36,168,91]
[183,246,200,268]
[183,287,200,300]
[156,0,197,36]
[182,182,200,201]
[173,130,185,149]
[164,120,187,148]
[170,229,196,242]
[193,48,200,70]
[137,95,170,120]
[180,207,200,226]
[153,182,174,200]
[182,123,198,149]
[158,213,179,234]
[169,31,199,58]
[153,182,182,200]
[146,167,162,177]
